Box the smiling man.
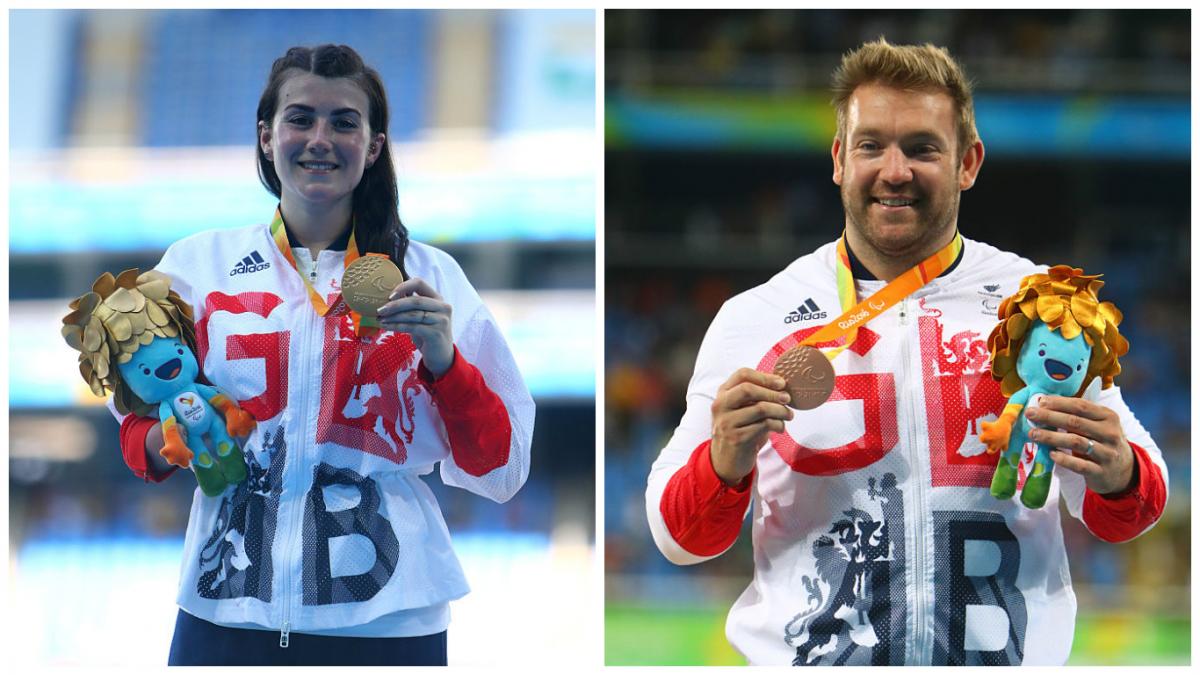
[645,39,1167,666]
[833,78,981,282]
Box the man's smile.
[872,195,918,210]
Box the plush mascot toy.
[62,269,255,496]
[978,266,1128,508]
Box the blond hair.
[832,37,979,158]
[61,269,198,417]
[987,266,1128,398]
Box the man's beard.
[840,183,961,260]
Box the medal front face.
[773,345,836,410]
[342,255,403,327]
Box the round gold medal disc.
[772,345,836,410]
[342,255,403,327]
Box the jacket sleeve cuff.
[418,346,513,477]
[659,439,754,557]
[119,414,178,483]
[696,439,756,499]
[1097,444,1141,500]
[1081,441,1167,543]
[417,345,472,403]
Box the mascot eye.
[1038,349,1045,357]
[141,367,151,375]
[176,347,184,355]
[1076,364,1082,371]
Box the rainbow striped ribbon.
[269,208,372,335]
[809,230,963,361]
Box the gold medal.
[341,254,403,328]
[773,345,835,410]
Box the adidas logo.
[230,251,271,276]
[784,298,828,324]
[984,284,1000,292]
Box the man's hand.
[710,368,794,486]
[1025,395,1135,495]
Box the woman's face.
[259,71,385,215]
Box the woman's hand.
[146,421,187,473]
[376,277,455,378]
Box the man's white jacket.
[646,237,1167,665]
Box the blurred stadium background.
[8,8,595,667]
[605,9,1189,666]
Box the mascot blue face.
[117,337,199,403]
[1015,322,1091,396]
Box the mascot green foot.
[1020,463,1051,509]
[216,442,248,483]
[990,456,1019,500]
[193,452,230,497]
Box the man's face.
[832,83,981,262]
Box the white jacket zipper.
[280,276,317,647]
[899,297,929,663]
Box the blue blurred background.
[604,9,1189,665]
[9,8,595,667]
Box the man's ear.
[958,140,985,191]
[831,137,844,185]
[258,121,272,160]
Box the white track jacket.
[120,224,534,638]
[646,237,1167,665]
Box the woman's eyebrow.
[282,103,362,117]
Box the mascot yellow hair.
[61,269,198,417]
[987,265,1128,398]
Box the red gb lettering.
[918,313,1008,488]
[225,333,289,422]
[757,326,899,476]
[315,309,425,464]
[196,292,289,422]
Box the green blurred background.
[606,605,1189,665]
[604,9,1189,666]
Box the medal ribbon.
[270,208,372,335]
[807,230,963,360]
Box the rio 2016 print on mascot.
[61,269,256,496]
[978,265,1128,508]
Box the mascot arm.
[979,389,1031,454]
[197,384,256,437]
[157,405,194,469]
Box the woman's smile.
[298,160,338,173]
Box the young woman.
[115,44,534,666]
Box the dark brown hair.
[256,44,409,276]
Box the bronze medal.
[341,254,403,328]
[772,345,835,410]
